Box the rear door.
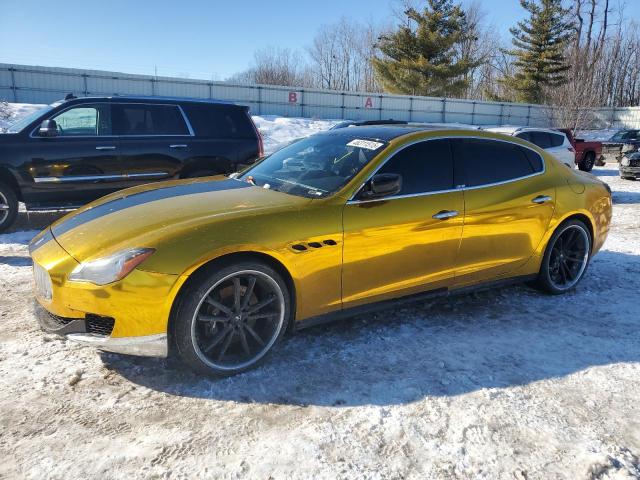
[24,103,125,206]
[452,137,555,287]
[114,103,193,185]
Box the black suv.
[0,96,263,231]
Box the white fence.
[1,63,639,128]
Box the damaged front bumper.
[34,301,168,357]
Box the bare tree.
[228,47,311,87]
[308,18,382,92]
[549,0,640,129]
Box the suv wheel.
[0,181,18,233]
[172,261,291,377]
[578,152,595,172]
[533,220,591,294]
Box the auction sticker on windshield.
[346,139,385,150]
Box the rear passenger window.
[115,104,189,136]
[515,131,532,142]
[528,131,552,149]
[377,139,454,195]
[452,138,536,187]
[549,133,565,147]
[182,104,255,139]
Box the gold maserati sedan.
[30,126,612,376]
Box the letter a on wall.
[364,97,373,108]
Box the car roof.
[484,126,565,135]
[59,95,239,107]
[322,123,480,141]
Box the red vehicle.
[558,128,603,172]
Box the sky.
[0,0,526,80]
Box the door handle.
[532,195,552,204]
[432,210,459,220]
[95,146,116,150]
[169,144,188,149]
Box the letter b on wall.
[289,92,298,103]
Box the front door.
[451,137,555,287]
[114,103,193,186]
[342,139,464,308]
[25,104,125,206]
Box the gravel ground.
[0,166,639,480]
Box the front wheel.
[533,220,592,294]
[172,261,291,377]
[0,181,18,233]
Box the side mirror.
[357,173,402,200]
[38,119,58,137]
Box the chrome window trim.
[29,102,194,138]
[347,135,546,204]
[33,172,170,183]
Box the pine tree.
[372,0,480,97]
[501,0,574,104]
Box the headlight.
[621,157,630,166]
[69,248,155,285]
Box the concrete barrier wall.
[2,63,638,128]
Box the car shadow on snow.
[592,167,620,177]
[612,191,640,204]
[101,250,640,407]
[0,255,32,267]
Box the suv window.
[528,131,552,149]
[515,131,532,142]
[377,139,454,195]
[182,104,255,139]
[114,104,189,136]
[51,105,112,136]
[452,138,537,187]
[549,133,565,147]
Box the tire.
[578,152,595,172]
[533,219,592,295]
[171,260,291,377]
[0,181,18,233]
[182,169,221,179]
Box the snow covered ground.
[1,104,639,479]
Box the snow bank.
[251,115,339,154]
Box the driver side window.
[51,105,112,136]
[377,139,454,195]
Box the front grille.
[630,159,640,167]
[85,315,115,336]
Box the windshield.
[5,105,55,133]
[239,133,387,198]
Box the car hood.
[50,176,309,262]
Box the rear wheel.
[172,261,291,377]
[533,220,591,294]
[578,152,595,172]
[0,181,18,233]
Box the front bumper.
[34,301,168,357]
[30,229,186,358]
[620,165,640,178]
